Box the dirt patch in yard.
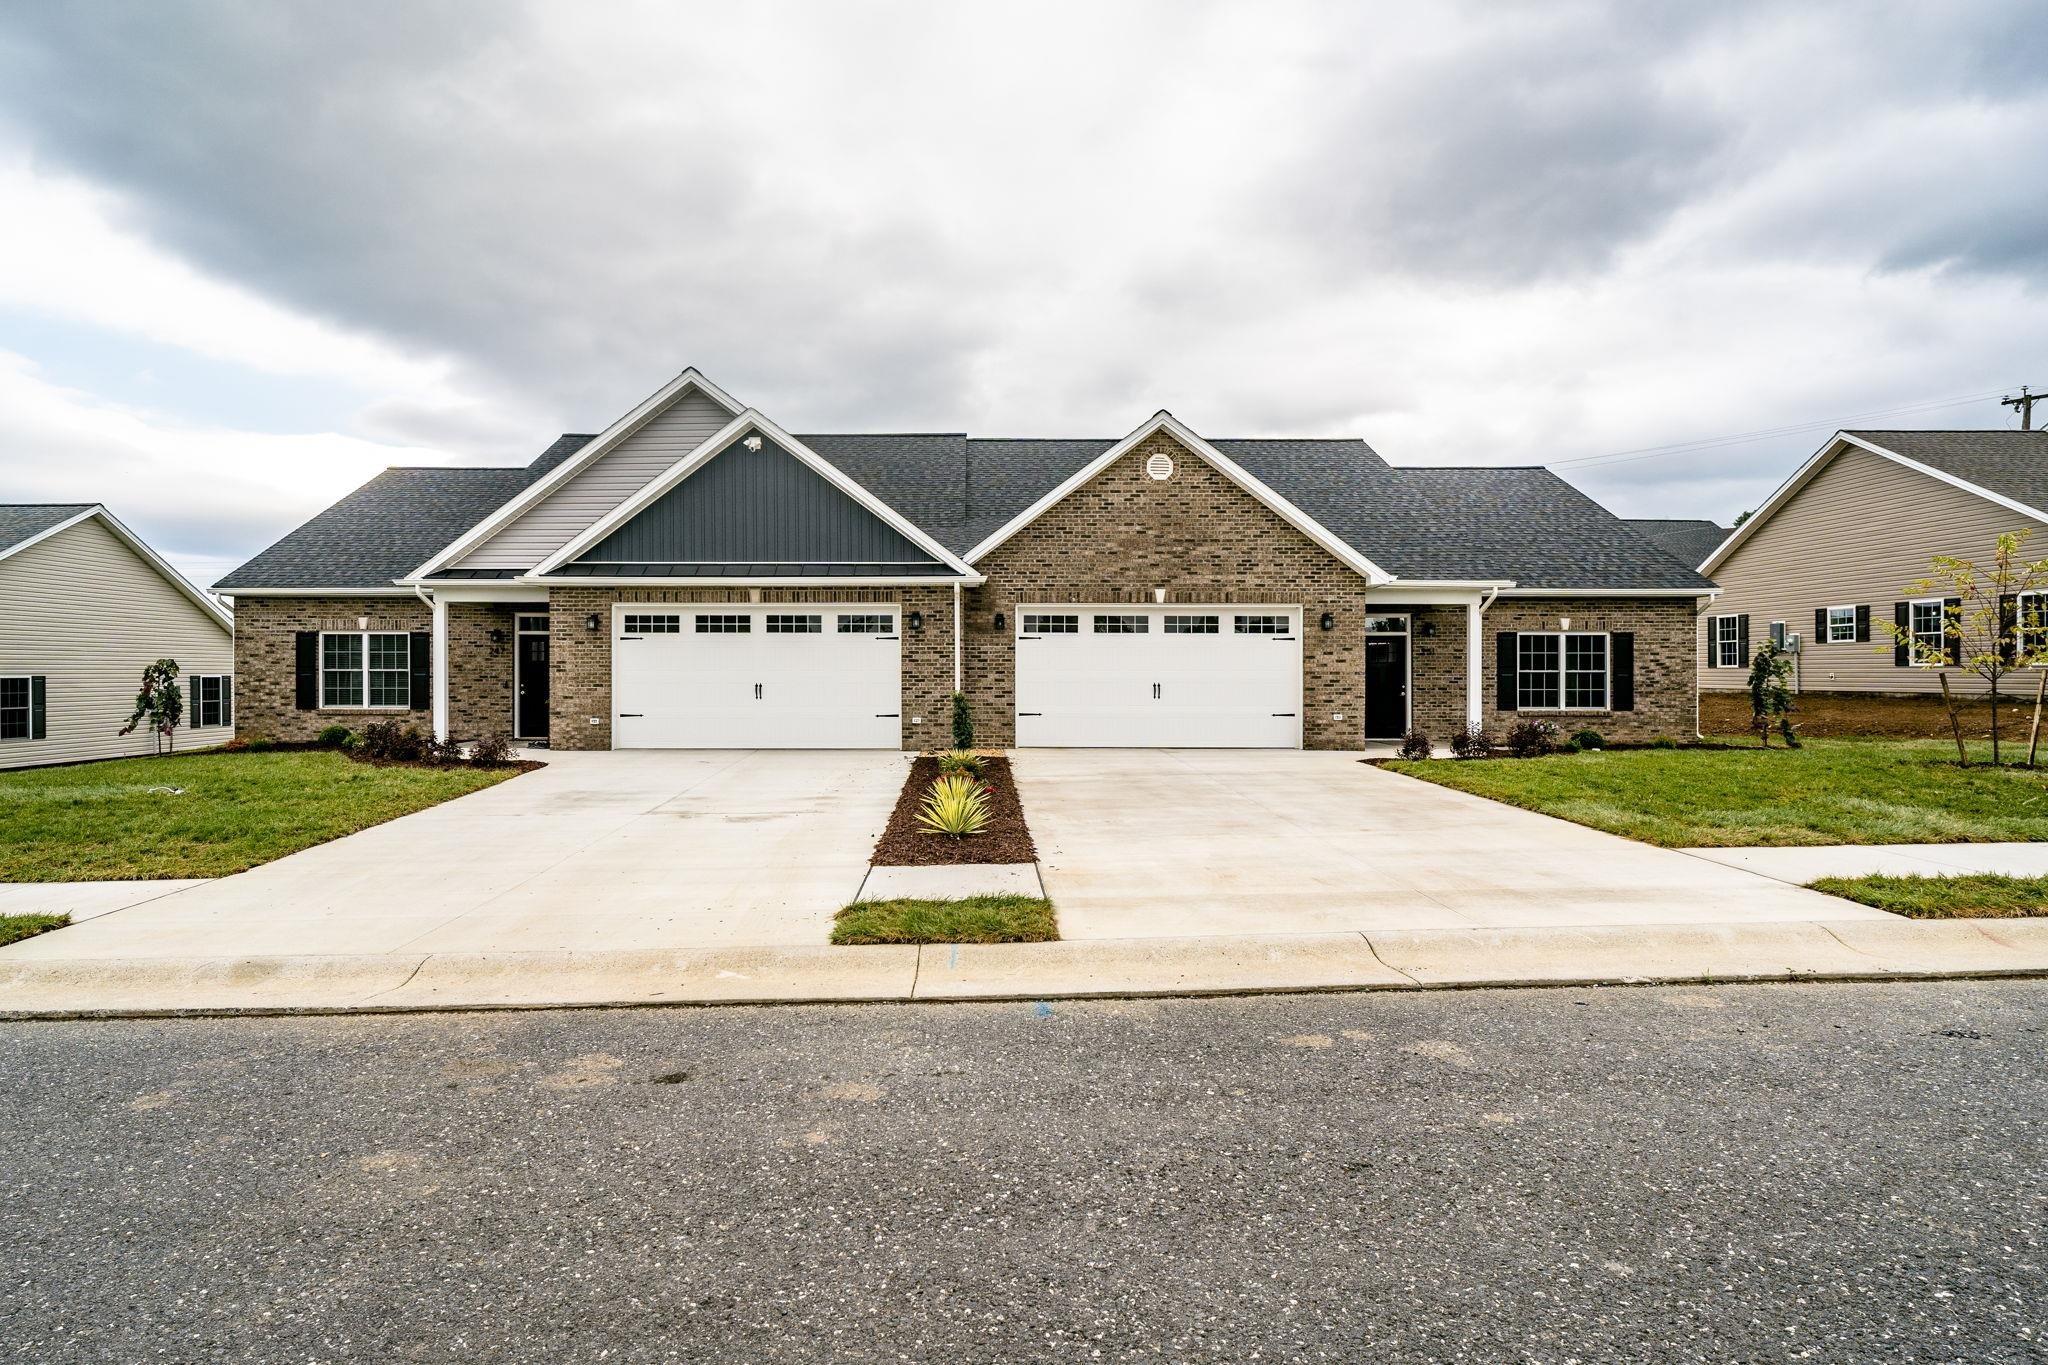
[872,756,1037,866]
[1703,690,2048,741]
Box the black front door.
[1364,636,1408,740]
[517,633,550,739]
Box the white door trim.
[514,611,549,740]
[1363,611,1412,741]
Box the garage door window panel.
[1235,615,1289,635]
[837,614,894,634]
[1094,615,1149,634]
[1164,615,1219,634]
[767,614,822,634]
[696,614,752,633]
[624,614,680,634]
[1022,614,1078,635]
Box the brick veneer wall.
[1479,597,1699,742]
[447,601,526,742]
[1382,604,1470,742]
[544,585,959,751]
[231,596,431,742]
[963,430,1373,750]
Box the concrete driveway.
[1012,750,1886,939]
[3,751,904,959]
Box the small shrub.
[1397,729,1431,760]
[950,690,974,750]
[1449,726,1492,759]
[244,737,275,753]
[1651,736,1679,749]
[316,724,354,749]
[936,749,984,779]
[1570,729,1606,750]
[1505,719,1561,758]
[422,734,465,766]
[916,774,992,838]
[469,731,515,766]
[357,719,429,763]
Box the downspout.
[413,581,449,745]
[1693,591,1720,740]
[952,582,963,693]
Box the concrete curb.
[3,918,2045,1020]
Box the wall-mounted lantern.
[488,628,507,644]
[907,610,925,633]
[585,613,601,631]
[1416,619,1436,638]
[993,611,1006,631]
[1318,611,1336,631]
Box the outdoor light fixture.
[1319,611,1335,631]
[585,613,601,631]
[489,628,506,644]
[743,434,764,451]
[993,611,1006,631]
[907,611,924,632]
[1416,620,1436,638]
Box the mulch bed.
[1703,690,2047,741]
[872,756,1037,866]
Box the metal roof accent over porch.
[570,432,958,576]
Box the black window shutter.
[222,676,233,729]
[1737,614,1750,663]
[1705,616,1717,669]
[1855,604,1870,643]
[1610,632,1635,711]
[1893,603,1910,666]
[29,675,45,739]
[1813,607,1826,643]
[189,678,200,728]
[1496,631,1518,711]
[295,632,318,709]
[1944,597,1963,664]
[1999,595,2017,664]
[410,632,431,711]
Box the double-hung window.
[2019,592,2048,660]
[1518,632,1609,711]
[191,674,233,728]
[1825,605,1856,643]
[1711,616,1744,668]
[1909,599,1946,664]
[320,632,410,708]
[0,675,31,740]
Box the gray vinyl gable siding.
[577,433,941,568]
[1702,443,2048,695]
[0,516,235,769]
[456,388,735,570]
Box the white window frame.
[190,673,232,728]
[318,631,412,710]
[0,674,30,741]
[1908,598,1946,666]
[2019,591,2048,662]
[1518,631,1611,712]
[1825,605,1856,644]
[1710,615,1744,668]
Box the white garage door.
[611,605,901,748]
[1015,605,1302,748]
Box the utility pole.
[2004,385,2044,430]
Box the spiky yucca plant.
[917,774,991,838]
[935,749,984,779]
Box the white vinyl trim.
[403,368,745,581]
[1497,587,1719,599]
[1515,630,1612,712]
[963,411,1394,584]
[519,574,981,588]
[529,408,980,579]
[221,586,419,598]
[3,505,234,632]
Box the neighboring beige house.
[0,504,236,769]
[1698,430,2048,694]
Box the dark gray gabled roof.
[1846,430,2048,514]
[1624,518,1729,571]
[0,503,96,556]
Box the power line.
[2003,385,2043,431]
[1547,386,2023,471]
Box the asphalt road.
[2,981,2043,1363]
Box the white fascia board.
[521,574,985,588]
[409,581,549,603]
[218,586,418,597]
[1364,582,1513,605]
[530,408,981,579]
[1497,587,1717,598]
[962,410,1395,585]
[31,506,237,632]
[401,367,745,581]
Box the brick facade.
[1478,597,1699,743]
[231,596,431,743]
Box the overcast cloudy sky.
[0,2,2042,588]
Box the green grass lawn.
[832,895,1059,945]
[0,913,69,946]
[1809,873,2048,918]
[0,751,520,881]
[1387,739,2048,847]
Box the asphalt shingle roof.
[1844,430,2048,514]
[0,503,96,556]
[1624,518,1729,572]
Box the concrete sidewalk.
[4,917,2044,1018]
[1687,843,2048,883]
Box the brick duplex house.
[216,369,1713,751]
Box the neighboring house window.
[1022,614,1078,635]
[191,674,233,728]
[836,614,893,634]
[0,675,31,740]
[694,614,751,633]
[2019,592,2048,658]
[1163,615,1218,634]
[1518,633,1609,711]
[320,633,410,709]
[623,614,680,634]
[1094,615,1149,634]
[1909,599,1946,664]
[1711,616,1744,667]
[1235,615,1289,635]
[1769,621,1786,649]
[1826,606,1856,643]
[766,614,822,634]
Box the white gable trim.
[962,411,1394,584]
[528,408,980,579]
[3,505,234,632]
[1700,431,2048,576]
[403,367,744,581]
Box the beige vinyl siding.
[455,388,735,569]
[0,517,235,769]
[1702,444,2048,694]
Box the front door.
[516,617,550,740]
[1364,615,1410,740]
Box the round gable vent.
[1145,451,1174,481]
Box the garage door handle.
[1272,712,1296,718]
[1275,636,1295,642]
[618,713,644,718]
[1019,711,1042,717]
[754,683,763,700]
[875,713,899,718]
[878,635,898,641]
[1152,683,1162,699]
